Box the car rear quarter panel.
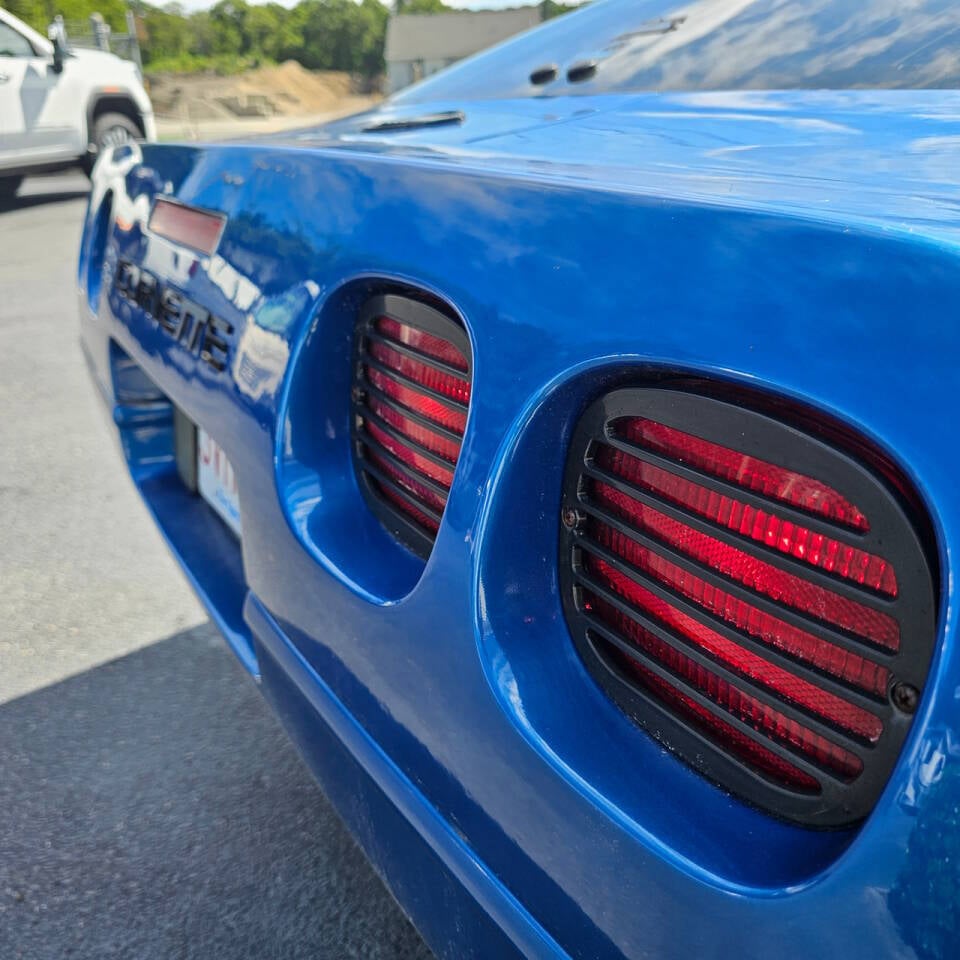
[79,97,960,959]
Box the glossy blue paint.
[78,77,960,960]
[392,0,960,101]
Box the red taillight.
[588,519,889,697]
[617,416,869,532]
[148,198,225,256]
[376,316,469,372]
[561,387,937,827]
[366,450,443,532]
[367,395,461,463]
[364,419,454,488]
[589,594,859,784]
[610,645,822,792]
[368,340,470,405]
[354,295,470,557]
[365,367,468,433]
[584,554,880,745]
[595,444,896,596]
[591,478,900,651]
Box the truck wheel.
[0,176,23,199]
[84,113,141,175]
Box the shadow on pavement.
[0,624,433,960]
[0,189,90,215]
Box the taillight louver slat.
[353,294,471,559]
[583,516,891,698]
[586,473,902,651]
[560,386,937,827]
[596,439,898,596]
[581,593,860,786]
[365,364,469,433]
[576,537,885,741]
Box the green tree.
[541,1,581,20]
[293,0,379,72]
[4,0,49,31]
[8,0,129,33]
[188,11,217,58]
[354,0,389,77]
[396,0,450,13]
[141,3,192,63]
[244,3,287,62]
[207,0,248,56]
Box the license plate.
[197,429,242,538]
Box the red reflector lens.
[615,417,869,532]
[591,479,900,651]
[355,298,470,554]
[364,420,454,488]
[596,444,896,596]
[369,340,471,405]
[376,316,469,372]
[148,198,225,256]
[371,476,440,534]
[563,388,937,826]
[365,367,467,433]
[588,593,859,783]
[367,396,461,463]
[604,641,821,791]
[365,447,446,514]
[589,519,889,697]
[585,553,881,742]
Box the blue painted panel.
[77,87,960,959]
[394,0,960,101]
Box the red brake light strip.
[148,198,225,256]
[615,417,869,531]
[376,315,469,372]
[590,479,900,652]
[368,341,470,405]
[586,593,862,782]
[604,641,822,791]
[596,444,896,596]
[584,553,882,742]
[357,310,469,545]
[588,518,890,697]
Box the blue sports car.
[78,1,960,956]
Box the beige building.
[385,8,542,93]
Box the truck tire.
[84,112,141,175]
[0,176,23,199]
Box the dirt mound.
[148,62,360,122]
[246,61,355,111]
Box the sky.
[175,0,533,10]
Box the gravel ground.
[0,174,433,960]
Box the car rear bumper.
[77,123,960,959]
[80,328,556,958]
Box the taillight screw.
[561,506,584,531]
[892,682,919,715]
[351,386,366,405]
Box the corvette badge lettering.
[114,259,233,372]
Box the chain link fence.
[59,12,142,70]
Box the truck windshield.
[395,0,960,102]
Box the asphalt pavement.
[0,174,433,959]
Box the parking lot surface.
[0,174,432,959]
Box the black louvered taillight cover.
[352,294,471,559]
[560,386,938,827]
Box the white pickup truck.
[0,7,155,196]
